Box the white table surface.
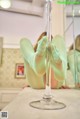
[2,88,80,119]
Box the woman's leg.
[50,35,67,88]
[20,37,47,88]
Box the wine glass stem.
[44,0,52,98]
[43,49,52,99]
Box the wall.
[52,1,64,36]
[0,48,28,88]
[0,5,79,49]
[0,11,46,48]
[0,37,3,66]
[65,17,80,47]
[52,2,80,48]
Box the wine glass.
[29,0,66,110]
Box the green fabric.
[20,37,47,89]
[20,35,67,89]
[51,35,67,79]
[68,50,80,84]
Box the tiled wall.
[0,48,28,88]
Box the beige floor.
[2,87,80,119]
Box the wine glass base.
[29,97,66,110]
